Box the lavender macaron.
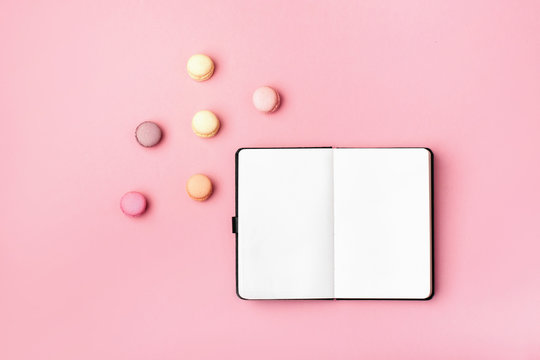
[135,121,162,147]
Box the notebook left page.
[236,148,334,299]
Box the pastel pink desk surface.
[1,0,539,359]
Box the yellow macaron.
[192,110,220,138]
[187,54,215,81]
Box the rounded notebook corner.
[421,147,434,158]
[235,148,247,157]
[420,286,434,300]
[236,288,251,300]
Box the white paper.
[333,148,432,299]
[237,148,335,299]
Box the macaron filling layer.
[188,67,214,81]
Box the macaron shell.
[135,121,162,147]
[186,174,213,201]
[120,191,147,216]
[252,86,280,112]
[192,110,220,137]
[187,54,215,81]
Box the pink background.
[1,0,539,358]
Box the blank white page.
[237,148,334,299]
[333,148,432,299]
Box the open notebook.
[233,147,433,300]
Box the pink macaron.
[252,86,280,113]
[120,191,147,216]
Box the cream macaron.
[192,110,220,138]
[186,174,213,201]
[187,54,215,81]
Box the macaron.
[187,54,215,81]
[186,174,213,201]
[120,191,147,216]
[192,110,220,138]
[135,121,162,147]
[252,86,280,113]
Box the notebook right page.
[333,148,432,299]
